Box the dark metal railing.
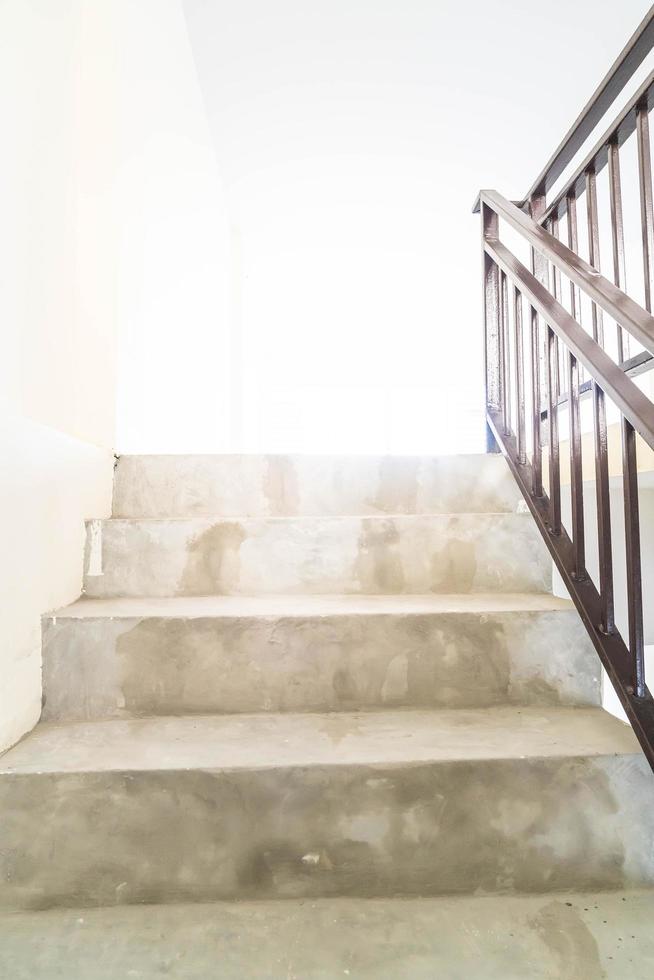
[476,6,654,770]
[480,191,654,769]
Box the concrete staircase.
[2,454,654,977]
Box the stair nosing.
[0,706,641,776]
[45,592,575,620]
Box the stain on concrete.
[372,458,419,514]
[0,748,646,911]
[430,536,477,592]
[355,520,405,593]
[179,523,245,595]
[43,607,601,722]
[332,668,359,703]
[401,616,509,707]
[530,900,606,979]
[264,457,300,517]
[380,653,409,703]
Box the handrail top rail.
[479,188,654,358]
[472,5,654,215]
[484,234,654,451]
[542,68,654,226]
[477,20,654,768]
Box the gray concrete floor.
[53,592,576,618]
[1,705,639,775]
[1,892,653,979]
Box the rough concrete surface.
[112,452,522,518]
[6,451,654,971]
[1,892,654,979]
[42,594,600,720]
[83,513,551,598]
[1,708,652,909]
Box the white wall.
[0,422,113,751]
[0,0,234,750]
[0,1,122,751]
[177,0,651,454]
[111,0,232,453]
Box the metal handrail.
[541,69,654,226]
[523,6,654,204]
[479,190,654,771]
[482,190,654,357]
[481,194,654,446]
[476,8,654,771]
[472,6,654,215]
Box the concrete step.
[2,891,654,979]
[42,594,600,721]
[112,453,522,518]
[82,513,551,598]
[1,707,651,909]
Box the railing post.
[528,192,549,284]
[482,203,501,452]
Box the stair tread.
[0,706,639,775]
[56,592,574,619]
[95,512,529,522]
[112,453,521,519]
[115,452,502,461]
[2,892,654,979]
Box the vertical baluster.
[529,194,548,423]
[501,270,511,435]
[498,272,507,432]
[566,192,582,320]
[529,194,549,286]
[608,140,629,361]
[513,287,526,464]
[567,192,585,385]
[482,204,501,447]
[586,165,614,632]
[530,306,543,496]
[546,325,561,534]
[550,215,564,396]
[637,104,654,313]
[622,417,645,696]
[550,215,563,301]
[593,380,615,633]
[585,167,605,347]
[568,351,585,578]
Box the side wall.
[0,2,117,751]
[112,0,232,454]
[0,423,113,750]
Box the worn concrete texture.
[42,595,600,721]
[1,708,652,910]
[112,453,522,518]
[2,891,654,979]
[83,513,551,598]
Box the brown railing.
[477,7,654,770]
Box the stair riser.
[113,454,521,518]
[1,754,652,910]
[42,611,600,721]
[83,515,551,598]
